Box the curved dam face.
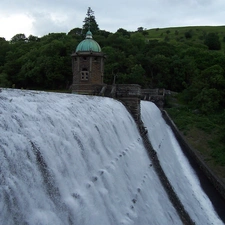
[141,101,225,225]
[0,89,223,225]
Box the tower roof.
[76,31,101,53]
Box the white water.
[141,101,223,225]
[0,89,223,225]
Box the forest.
[0,8,225,179]
[1,25,225,111]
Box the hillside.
[1,25,225,90]
[145,25,225,50]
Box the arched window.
[81,68,89,80]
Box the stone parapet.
[115,84,141,123]
[71,84,104,95]
[116,84,141,97]
[141,88,165,109]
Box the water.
[0,89,223,225]
[141,101,223,225]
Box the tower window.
[81,68,89,80]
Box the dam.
[0,88,224,225]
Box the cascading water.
[0,88,223,225]
[141,101,224,225]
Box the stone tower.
[71,30,105,94]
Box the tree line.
[0,8,225,115]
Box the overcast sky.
[0,0,224,40]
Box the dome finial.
[86,30,93,39]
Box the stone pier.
[115,84,141,123]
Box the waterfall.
[141,101,223,225]
[0,89,223,225]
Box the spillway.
[0,88,223,225]
[141,101,224,225]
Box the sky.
[0,0,224,40]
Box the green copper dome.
[76,31,101,52]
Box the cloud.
[0,0,224,40]
[30,12,69,36]
[0,13,34,39]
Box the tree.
[130,33,146,52]
[126,64,146,86]
[10,33,27,43]
[193,87,221,114]
[3,47,26,87]
[0,72,11,87]
[0,37,10,67]
[150,54,171,88]
[116,28,130,38]
[166,30,170,34]
[169,55,193,91]
[27,35,39,42]
[184,30,192,39]
[185,65,225,114]
[146,41,177,58]
[68,27,83,40]
[83,7,99,35]
[204,33,221,50]
[106,33,131,52]
[137,27,144,32]
[98,30,111,38]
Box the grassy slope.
[145,25,225,50]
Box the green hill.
[144,26,225,50]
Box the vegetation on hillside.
[0,8,224,182]
[165,93,225,184]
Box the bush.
[0,72,11,87]
[204,33,221,50]
[185,31,192,39]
